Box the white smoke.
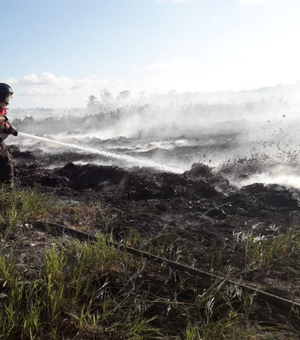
[7,82,300,183]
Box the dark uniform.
[0,141,14,185]
[0,84,18,187]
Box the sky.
[2,0,300,108]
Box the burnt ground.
[5,145,300,337]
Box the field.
[1,103,300,339]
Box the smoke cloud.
[6,81,300,190]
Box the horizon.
[7,81,300,111]
[2,0,300,109]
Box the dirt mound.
[17,160,228,200]
[15,154,300,214]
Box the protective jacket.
[0,107,14,185]
[0,107,11,140]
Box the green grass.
[233,226,300,270]
[0,233,259,339]
[0,186,50,238]
[0,187,298,339]
[0,236,162,339]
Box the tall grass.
[0,187,296,339]
[234,226,300,270]
[0,234,260,339]
[0,186,50,238]
[0,235,163,339]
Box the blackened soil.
[11,146,300,308]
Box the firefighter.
[0,83,18,188]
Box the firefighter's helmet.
[0,83,13,108]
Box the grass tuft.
[0,186,50,238]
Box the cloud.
[6,73,108,108]
[239,0,271,4]
[156,0,188,3]
[7,73,107,96]
[127,58,201,94]
[142,59,200,72]
[142,61,171,71]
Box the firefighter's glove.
[10,125,18,136]
[5,124,18,136]
[3,115,12,125]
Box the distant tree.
[138,91,146,103]
[87,95,98,113]
[100,89,113,104]
[168,90,177,96]
[116,90,131,102]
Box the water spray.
[18,132,183,174]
